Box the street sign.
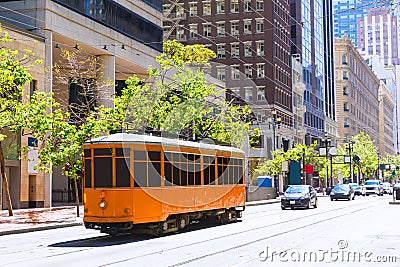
[304,165,314,174]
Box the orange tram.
[83,133,246,236]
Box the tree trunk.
[74,178,80,217]
[0,143,13,216]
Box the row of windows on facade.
[83,149,244,188]
[166,0,290,25]
[164,0,265,18]
[216,64,265,81]
[341,55,378,91]
[304,112,324,131]
[166,19,266,41]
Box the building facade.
[290,0,332,144]
[378,81,395,156]
[335,36,380,147]
[357,7,400,66]
[0,22,46,210]
[333,0,366,46]
[0,0,162,208]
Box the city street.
[0,195,399,266]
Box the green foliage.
[102,40,256,147]
[333,132,378,181]
[255,142,326,178]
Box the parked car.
[382,182,392,195]
[330,184,355,201]
[281,185,317,210]
[362,180,383,196]
[348,183,362,196]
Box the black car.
[281,185,318,210]
[330,184,355,201]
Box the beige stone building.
[378,81,395,156]
[334,36,380,146]
[0,21,46,209]
[0,0,163,209]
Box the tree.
[333,132,378,183]
[101,40,256,147]
[0,27,44,216]
[255,142,326,184]
[28,48,113,217]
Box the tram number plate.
[290,201,295,205]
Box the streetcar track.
[99,198,384,266]
[168,201,384,266]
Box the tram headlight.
[99,200,106,209]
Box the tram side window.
[94,157,112,188]
[180,153,188,186]
[116,158,130,187]
[164,162,173,186]
[84,159,91,188]
[134,162,147,187]
[188,161,194,185]
[238,159,244,184]
[148,151,161,187]
[204,156,216,185]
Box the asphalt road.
[1,195,399,267]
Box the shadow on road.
[49,219,242,248]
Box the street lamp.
[267,110,282,151]
[345,140,355,183]
[321,135,332,188]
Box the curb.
[0,222,83,236]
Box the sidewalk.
[0,198,285,236]
[0,206,83,236]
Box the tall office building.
[333,0,367,46]
[163,0,293,153]
[290,0,333,144]
[357,7,400,66]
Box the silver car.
[362,180,383,196]
[382,182,392,195]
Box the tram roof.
[86,133,244,154]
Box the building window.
[256,41,264,56]
[344,117,349,127]
[29,80,37,100]
[344,102,349,111]
[189,24,197,39]
[257,86,265,100]
[216,0,225,14]
[231,65,240,80]
[217,22,225,36]
[189,3,197,17]
[230,0,239,13]
[244,19,252,34]
[217,44,226,58]
[231,21,239,35]
[203,24,212,37]
[342,55,348,65]
[256,0,263,11]
[245,87,253,102]
[343,71,348,80]
[176,26,185,40]
[231,43,240,58]
[257,64,265,78]
[203,1,211,15]
[343,86,348,95]
[256,19,264,33]
[176,4,185,18]
[217,67,226,81]
[244,0,251,11]
[244,42,252,57]
[245,64,252,79]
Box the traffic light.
[353,155,360,163]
